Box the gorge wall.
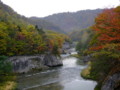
[8,54,63,73]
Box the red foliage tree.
[90,6,120,50]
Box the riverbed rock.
[43,54,63,67]
[8,54,63,73]
[82,54,93,62]
[101,72,120,90]
[60,42,72,54]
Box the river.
[17,52,97,90]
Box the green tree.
[0,56,12,82]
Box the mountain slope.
[0,1,29,26]
[0,1,69,56]
[0,0,103,34]
[0,1,64,33]
[28,17,65,33]
[43,9,103,32]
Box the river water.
[17,52,97,90]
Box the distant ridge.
[0,1,65,33]
[29,17,65,33]
[0,1,103,33]
[30,9,103,33]
[43,9,103,32]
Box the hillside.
[0,1,65,33]
[0,1,70,88]
[28,17,65,33]
[0,1,29,27]
[0,1,69,56]
[1,0,103,33]
[69,28,93,41]
[30,9,103,33]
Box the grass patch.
[81,62,92,79]
[0,81,16,90]
[0,75,17,90]
[81,61,101,90]
[70,54,80,58]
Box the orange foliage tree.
[90,6,120,51]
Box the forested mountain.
[0,1,69,56]
[1,0,102,33]
[69,28,93,41]
[40,9,102,33]
[0,1,65,33]
[28,17,65,33]
[0,1,29,26]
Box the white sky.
[2,0,120,17]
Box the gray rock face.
[61,42,72,54]
[101,72,120,90]
[8,54,63,73]
[83,55,91,62]
[43,54,63,67]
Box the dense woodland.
[76,6,120,90]
[0,2,69,56]
[0,1,120,90]
[69,28,93,53]
[89,6,120,90]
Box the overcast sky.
[2,0,120,17]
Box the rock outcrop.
[61,42,73,54]
[43,54,63,67]
[101,72,120,90]
[8,54,63,73]
[83,55,91,62]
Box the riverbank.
[81,62,91,79]
[0,81,16,90]
[81,61,101,90]
[70,54,80,58]
[17,55,97,90]
[71,54,100,89]
[80,57,119,90]
[0,75,17,90]
[8,54,63,73]
[72,55,97,79]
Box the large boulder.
[8,54,63,73]
[43,54,63,67]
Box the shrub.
[0,56,12,82]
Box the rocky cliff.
[8,54,63,73]
[101,72,120,90]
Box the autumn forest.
[0,1,120,90]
